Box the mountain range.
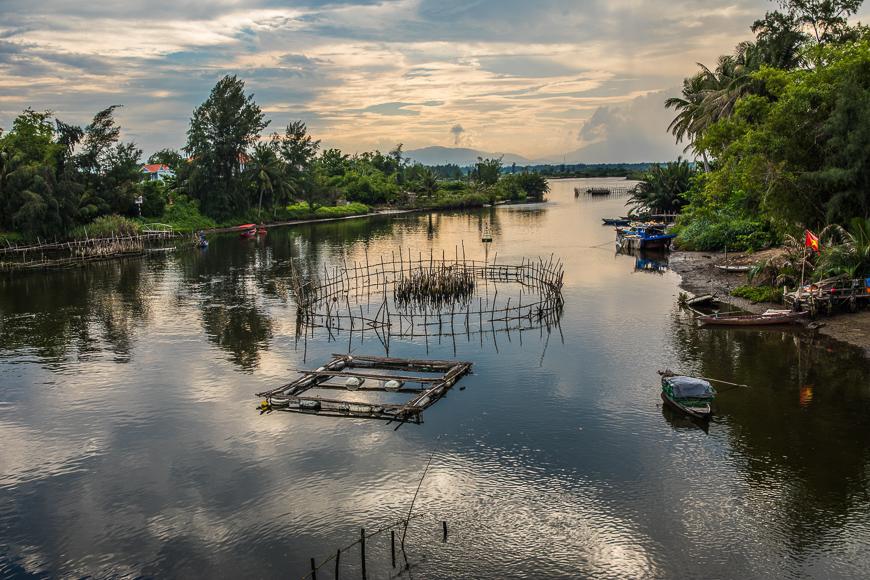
[404,145,670,166]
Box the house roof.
[142,163,171,173]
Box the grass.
[0,231,23,245]
[730,285,784,304]
[71,215,142,239]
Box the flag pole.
[800,239,807,298]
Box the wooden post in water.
[391,530,396,568]
[310,557,317,580]
[360,528,367,580]
[335,548,341,579]
[442,520,448,542]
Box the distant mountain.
[405,146,533,166]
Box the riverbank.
[671,250,870,356]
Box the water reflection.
[0,258,164,363]
[671,311,870,556]
[1,180,869,578]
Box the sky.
[0,0,852,162]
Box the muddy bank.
[670,250,870,357]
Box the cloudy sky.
[0,0,847,162]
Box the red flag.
[805,229,821,253]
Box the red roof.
[142,164,170,173]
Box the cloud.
[0,0,816,159]
[450,123,465,145]
[566,89,684,163]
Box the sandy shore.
[670,250,870,357]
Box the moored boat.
[660,372,715,420]
[698,309,808,326]
[602,217,631,226]
[237,223,257,238]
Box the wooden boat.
[660,373,715,420]
[715,264,750,273]
[236,223,257,238]
[602,217,631,226]
[698,309,808,326]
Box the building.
[141,164,175,182]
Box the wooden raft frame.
[256,354,472,424]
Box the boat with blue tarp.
[659,371,715,420]
[616,223,677,250]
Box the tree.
[629,158,694,214]
[777,0,863,45]
[147,148,185,172]
[186,75,268,219]
[279,120,320,208]
[247,140,290,218]
[473,157,502,186]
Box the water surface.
[1,178,869,579]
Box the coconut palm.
[817,218,870,278]
[628,158,694,215]
[248,142,291,219]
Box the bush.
[675,213,778,251]
[424,192,489,210]
[0,231,23,245]
[730,285,783,303]
[139,181,167,218]
[160,195,216,233]
[71,215,142,239]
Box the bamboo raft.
[256,354,472,423]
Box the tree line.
[0,76,548,241]
[645,0,870,253]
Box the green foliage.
[816,217,870,278]
[675,209,779,251]
[472,157,502,186]
[280,202,369,220]
[730,284,784,303]
[71,214,141,239]
[424,192,489,210]
[147,148,185,172]
[630,158,694,214]
[668,2,870,249]
[139,180,167,217]
[160,195,216,233]
[185,75,268,219]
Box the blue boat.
[616,223,677,250]
[602,217,631,226]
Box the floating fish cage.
[257,354,472,423]
[288,247,565,347]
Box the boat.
[715,264,751,273]
[698,309,808,326]
[616,223,677,250]
[237,223,257,238]
[602,217,631,226]
[660,372,715,420]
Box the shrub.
[675,213,778,251]
[425,192,489,210]
[160,195,216,232]
[730,285,783,303]
[71,214,142,239]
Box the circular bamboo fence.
[290,246,565,344]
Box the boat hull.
[661,392,712,420]
[699,312,808,326]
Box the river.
[1,178,869,579]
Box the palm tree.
[628,158,694,215]
[248,142,289,219]
[817,218,870,278]
[666,42,766,169]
